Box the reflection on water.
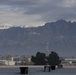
[0,68,76,75]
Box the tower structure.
[45,41,49,56]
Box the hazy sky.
[0,0,76,27]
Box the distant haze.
[0,20,76,58]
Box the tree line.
[31,51,61,65]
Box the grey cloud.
[24,0,76,21]
[0,0,76,22]
[0,0,39,6]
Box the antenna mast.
[45,41,49,56]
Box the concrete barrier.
[51,65,55,70]
[20,67,28,74]
[44,65,51,72]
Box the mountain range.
[0,19,76,57]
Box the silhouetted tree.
[48,51,61,65]
[31,51,61,65]
[31,52,47,65]
[31,56,36,64]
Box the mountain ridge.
[0,20,76,57]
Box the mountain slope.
[0,20,76,57]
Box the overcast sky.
[0,0,76,27]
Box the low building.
[5,60,15,65]
[0,60,6,65]
[5,57,15,65]
[61,58,76,66]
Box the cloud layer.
[0,0,76,27]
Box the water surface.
[0,68,76,75]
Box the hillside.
[0,20,76,57]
